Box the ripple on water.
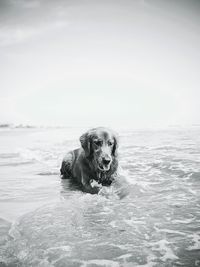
[1,128,200,266]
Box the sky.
[0,0,200,129]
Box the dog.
[60,127,120,194]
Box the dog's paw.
[90,179,102,189]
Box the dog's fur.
[60,127,119,194]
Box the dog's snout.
[102,157,111,165]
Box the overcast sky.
[0,0,200,128]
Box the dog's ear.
[80,131,92,157]
[112,134,119,157]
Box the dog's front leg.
[81,174,101,194]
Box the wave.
[0,153,20,159]
[37,171,60,176]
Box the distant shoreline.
[0,124,70,129]
[0,123,200,131]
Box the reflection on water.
[0,128,200,266]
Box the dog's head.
[80,127,118,175]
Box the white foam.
[81,259,120,267]
[150,239,178,261]
[117,253,132,260]
[187,232,200,250]
[17,148,42,162]
[116,253,135,266]
[47,245,71,252]
[9,220,21,239]
[173,218,195,224]
[138,254,157,267]
[187,188,197,195]
[115,243,135,251]
[18,250,28,260]
[161,248,179,261]
[109,221,117,228]
[156,228,187,236]
[124,219,134,227]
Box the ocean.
[0,127,200,267]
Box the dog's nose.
[102,157,111,165]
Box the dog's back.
[60,148,81,179]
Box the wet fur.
[60,127,119,194]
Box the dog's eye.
[108,141,113,146]
[94,140,102,146]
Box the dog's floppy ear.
[112,134,119,157]
[80,131,92,157]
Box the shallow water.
[0,127,200,267]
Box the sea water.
[0,127,200,267]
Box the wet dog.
[60,127,119,194]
